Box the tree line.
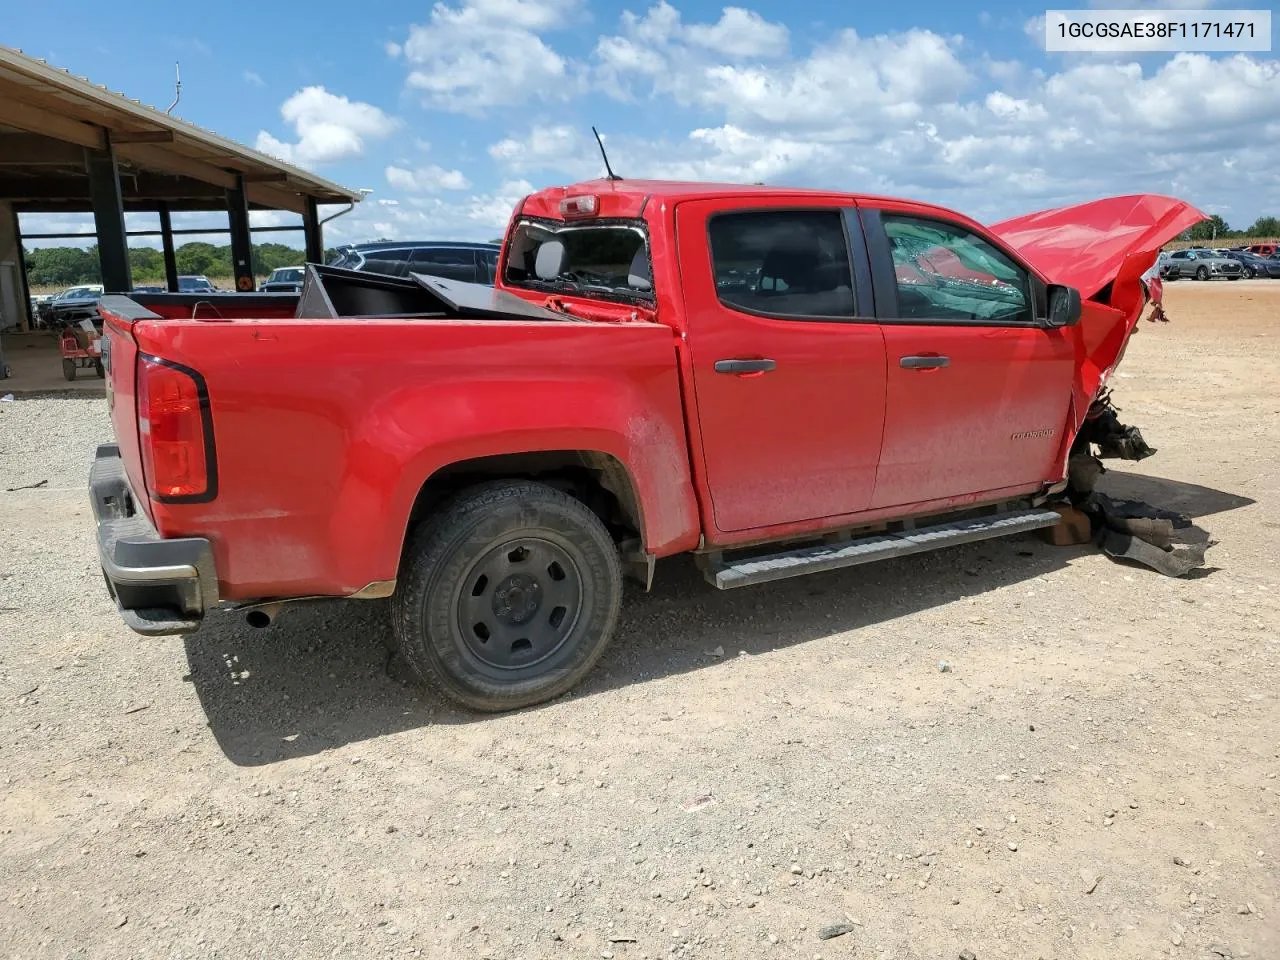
[24,242,339,287]
[1183,215,1280,242]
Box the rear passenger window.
[361,249,411,277]
[882,215,1031,324]
[708,211,854,319]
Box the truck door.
[858,205,1074,509]
[675,199,887,534]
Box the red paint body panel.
[115,316,699,600]
[874,325,1074,508]
[98,181,1201,605]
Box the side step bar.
[705,508,1062,590]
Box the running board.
[705,508,1062,590]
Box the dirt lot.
[1,281,1277,960]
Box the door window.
[882,215,1032,324]
[708,210,854,319]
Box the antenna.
[165,62,181,115]
[591,126,621,182]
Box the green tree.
[175,242,220,275]
[1188,215,1230,242]
[1246,215,1280,237]
[128,247,165,281]
[24,247,99,286]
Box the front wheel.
[62,358,76,381]
[1195,266,1209,281]
[392,480,623,712]
[1243,267,1255,279]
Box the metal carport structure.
[0,46,363,373]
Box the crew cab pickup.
[92,181,1201,711]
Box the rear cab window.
[708,210,854,319]
[503,220,653,304]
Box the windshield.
[178,277,212,292]
[60,287,98,300]
[503,220,652,302]
[269,268,304,283]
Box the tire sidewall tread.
[392,480,622,712]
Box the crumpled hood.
[991,194,1205,464]
[990,194,1204,300]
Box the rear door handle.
[899,355,950,370]
[714,358,777,375]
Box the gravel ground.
[1,282,1277,960]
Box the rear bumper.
[90,444,218,636]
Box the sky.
[6,0,1280,249]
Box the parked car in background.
[131,285,166,294]
[1220,250,1280,279]
[260,266,305,293]
[1243,243,1278,257]
[39,284,104,326]
[1161,249,1243,280]
[178,275,217,293]
[328,241,502,284]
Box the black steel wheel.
[392,480,622,712]
[62,358,76,381]
[1195,266,1209,281]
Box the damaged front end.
[993,195,1214,577]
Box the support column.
[303,197,323,265]
[87,144,132,293]
[0,200,31,334]
[226,174,254,292]
[158,203,179,293]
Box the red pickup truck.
[92,180,1201,711]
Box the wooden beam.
[0,96,105,149]
[245,182,306,214]
[242,171,289,183]
[109,129,174,144]
[0,133,86,165]
[0,174,226,201]
[113,141,236,188]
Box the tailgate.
[98,298,153,525]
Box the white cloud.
[385,41,402,58]
[254,86,398,166]
[684,7,789,58]
[243,70,265,87]
[395,0,581,112]
[488,125,602,178]
[323,179,536,245]
[385,163,472,191]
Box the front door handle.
[899,355,950,370]
[715,358,777,375]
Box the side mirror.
[1045,284,1082,328]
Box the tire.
[94,359,105,378]
[62,358,77,381]
[1195,266,1209,281]
[1243,267,1255,279]
[392,480,623,712]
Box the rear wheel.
[93,359,105,378]
[392,480,623,712]
[62,358,76,381]
[1195,266,1209,281]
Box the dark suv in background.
[328,241,502,284]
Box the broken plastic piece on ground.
[1085,492,1213,578]
[1101,531,1210,578]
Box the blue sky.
[7,0,1279,248]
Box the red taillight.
[137,356,214,501]
[559,194,599,218]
